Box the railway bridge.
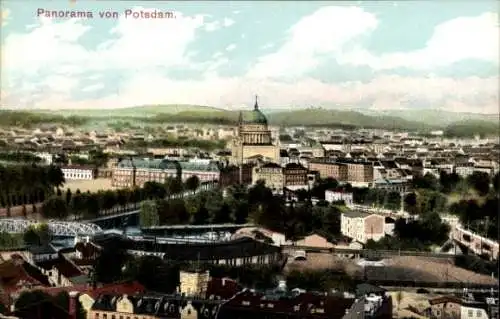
[0,218,102,237]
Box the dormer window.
[267,303,274,308]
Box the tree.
[99,190,117,213]
[47,165,65,191]
[412,173,439,191]
[139,200,159,228]
[41,196,69,219]
[88,149,109,167]
[94,242,129,283]
[184,175,200,194]
[385,191,401,211]
[404,192,418,215]
[156,199,183,225]
[85,193,100,219]
[143,182,167,200]
[70,193,88,219]
[23,223,51,246]
[192,206,210,225]
[124,256,180,293]
[0,231,24,248]
[65,189,72,205]
[493,172,500,193]
[310,178,338,199]
[212,203,232,224]
[53,291,87,319]
[467,171,490,196]
[165,177,183,195]
[15,290,49,310]
[439,171,461,194]
[116,188,129,211]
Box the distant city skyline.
[0,1,498,113]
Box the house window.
[468,310,473,317]
[476,310,482,317]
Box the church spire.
[238,111,243,123]
[254,95,259,110]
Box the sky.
[0,1,498,113]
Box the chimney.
[68,291,79,319]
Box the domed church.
[231,96,280,164]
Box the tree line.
[40,175,200,220]
[0,110,87,128]
[0,151,43,163]
[408,171,499,240]
[0,164,65,215]
[139,180,344,242]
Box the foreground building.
[231,97,280,165]
[340,211,385,244]
[111,158,221,188]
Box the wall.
[364,215,385,242]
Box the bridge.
[0,218,102,237]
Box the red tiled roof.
[37,257,83,278]
[41,281,146,299]
[0,261,48,294]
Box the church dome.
[245,109,267,124]
[239,96,268,125]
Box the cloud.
[204,17,235,32]
[204,21,219,32]
[1,8,10,26]
[260,43,274,50]
[1,6,498,114]
[4,72,496,113]
[225,44,236,52]
[2,7,205,76]
[81,83,105,92]
[338,12,499,70]
[223,17,235,27]
[247,6,378,79]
